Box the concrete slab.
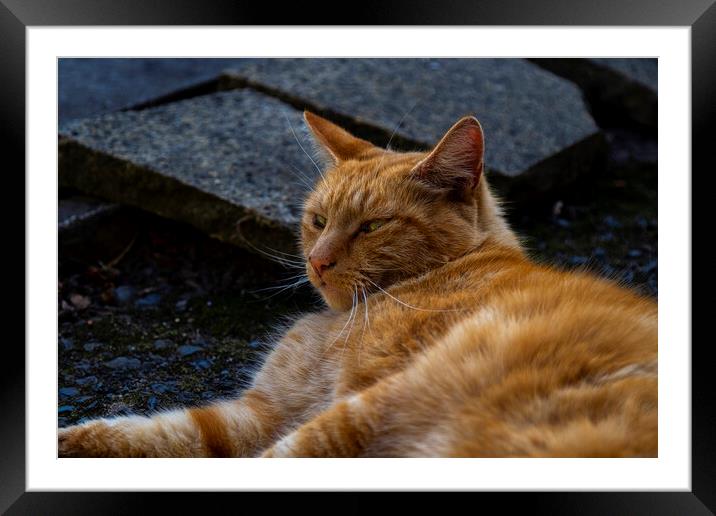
[528,58,657,132]
[222,58,603,178]
[590,58,657,92]
[59,58,248,123]
[59,89,321,253]
[59,196,119,233]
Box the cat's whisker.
[251,277,310,301]
[357,287,372,367]
[235,222,307,270]
[251,275,309,294]
[340,288,359,360]
[284,112,326,182]
[371,101,419,175]
[241,238,306,262]
[259,246,306,261]
[287,163,316,191]
[363,276,461,313]
[263,255,306,270]
[323,290,358,356]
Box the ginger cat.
[58,112,657,458]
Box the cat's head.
[300,111,516,311]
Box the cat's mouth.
[317,279,339,296]
[307,271,355,311]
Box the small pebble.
[552,200,564,217]
[69,294,91,310]
[603,215,622,229]
[151,383,170,394]
[554,218,571,228]
[105,356,142,369]
[192,359,212,370]
[641,260,658,274]
[59,387,79,397]
[135,293,162,309]
[76,375,98,386]
[83,341,101,352]
[58,405,75,414]
[153,339,173,350]
[178,345,203,357]
[628,249,642,258]
[147,396,158,411]
[60,338,74,351]
[114,285,136,305]
[74,361,91,372]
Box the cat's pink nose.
[309,255,337,277]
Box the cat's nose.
[309,255,337,277]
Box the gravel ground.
[58,212,318,426]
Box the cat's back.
[365,239,656,352]
[357,243,657,457]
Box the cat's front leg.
[261,392,380,458]
[59,390,280,457]
[58,411,203,457]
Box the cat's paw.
[58,421,111,457]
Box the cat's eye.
[360,220,385,233]
[313,214,327,229]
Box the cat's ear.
[410,116,484,195]
[303,111,375,164]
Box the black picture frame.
[3,0,713,512]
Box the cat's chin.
[316,283,354,312]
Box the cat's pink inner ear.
[412,117,485,191]
[303,111,375,163]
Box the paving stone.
[59,58,247,123]
[589,59,657,92]
[58,195,119,234]
[528,58,657,131]
[59,60,606,255]
[222,58,603,178]
[59,89,320,253]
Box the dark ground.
[57,127,656,426]
[58,213,319,426]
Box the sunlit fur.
[58,112,657,458]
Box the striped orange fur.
[58,112,657,458]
